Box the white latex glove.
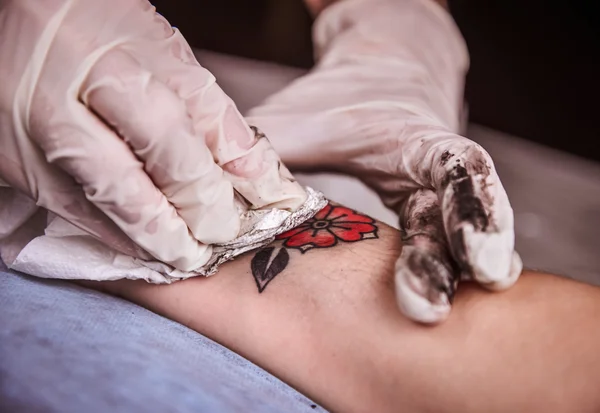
[247,0,522,323]
[0,0,306,271]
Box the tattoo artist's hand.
[247,0,522,323]
[0,0,305,271]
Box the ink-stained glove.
[247,0,522,323]
[0,0,306,271]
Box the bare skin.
[88,206,600,413]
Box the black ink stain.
[440,150,453,166]
[449,228,470,275]
[311,404,317,409]
[445,165,489,232]
[406,247,457,304]
[417,203,442,228]
[249,125,266,140]
[251,247,290,293]
[440,163,495,276]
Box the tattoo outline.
[250,203,378,292]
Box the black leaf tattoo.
[251,246,290,293]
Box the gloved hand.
[247,0,522,323]
[0,0,306,271]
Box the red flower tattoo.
[276,204,378,252]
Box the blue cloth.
[0,271,324,413]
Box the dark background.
[152,0,600,162]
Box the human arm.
[90,204,600,413]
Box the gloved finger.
[405,133,521,288]
[33,92,214,272]
[170,64,305,210]
[394,189,522,323]
[394,189,458,323]
[432,138,523,289]
[133,26,307,210]
[81,48,241,245]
